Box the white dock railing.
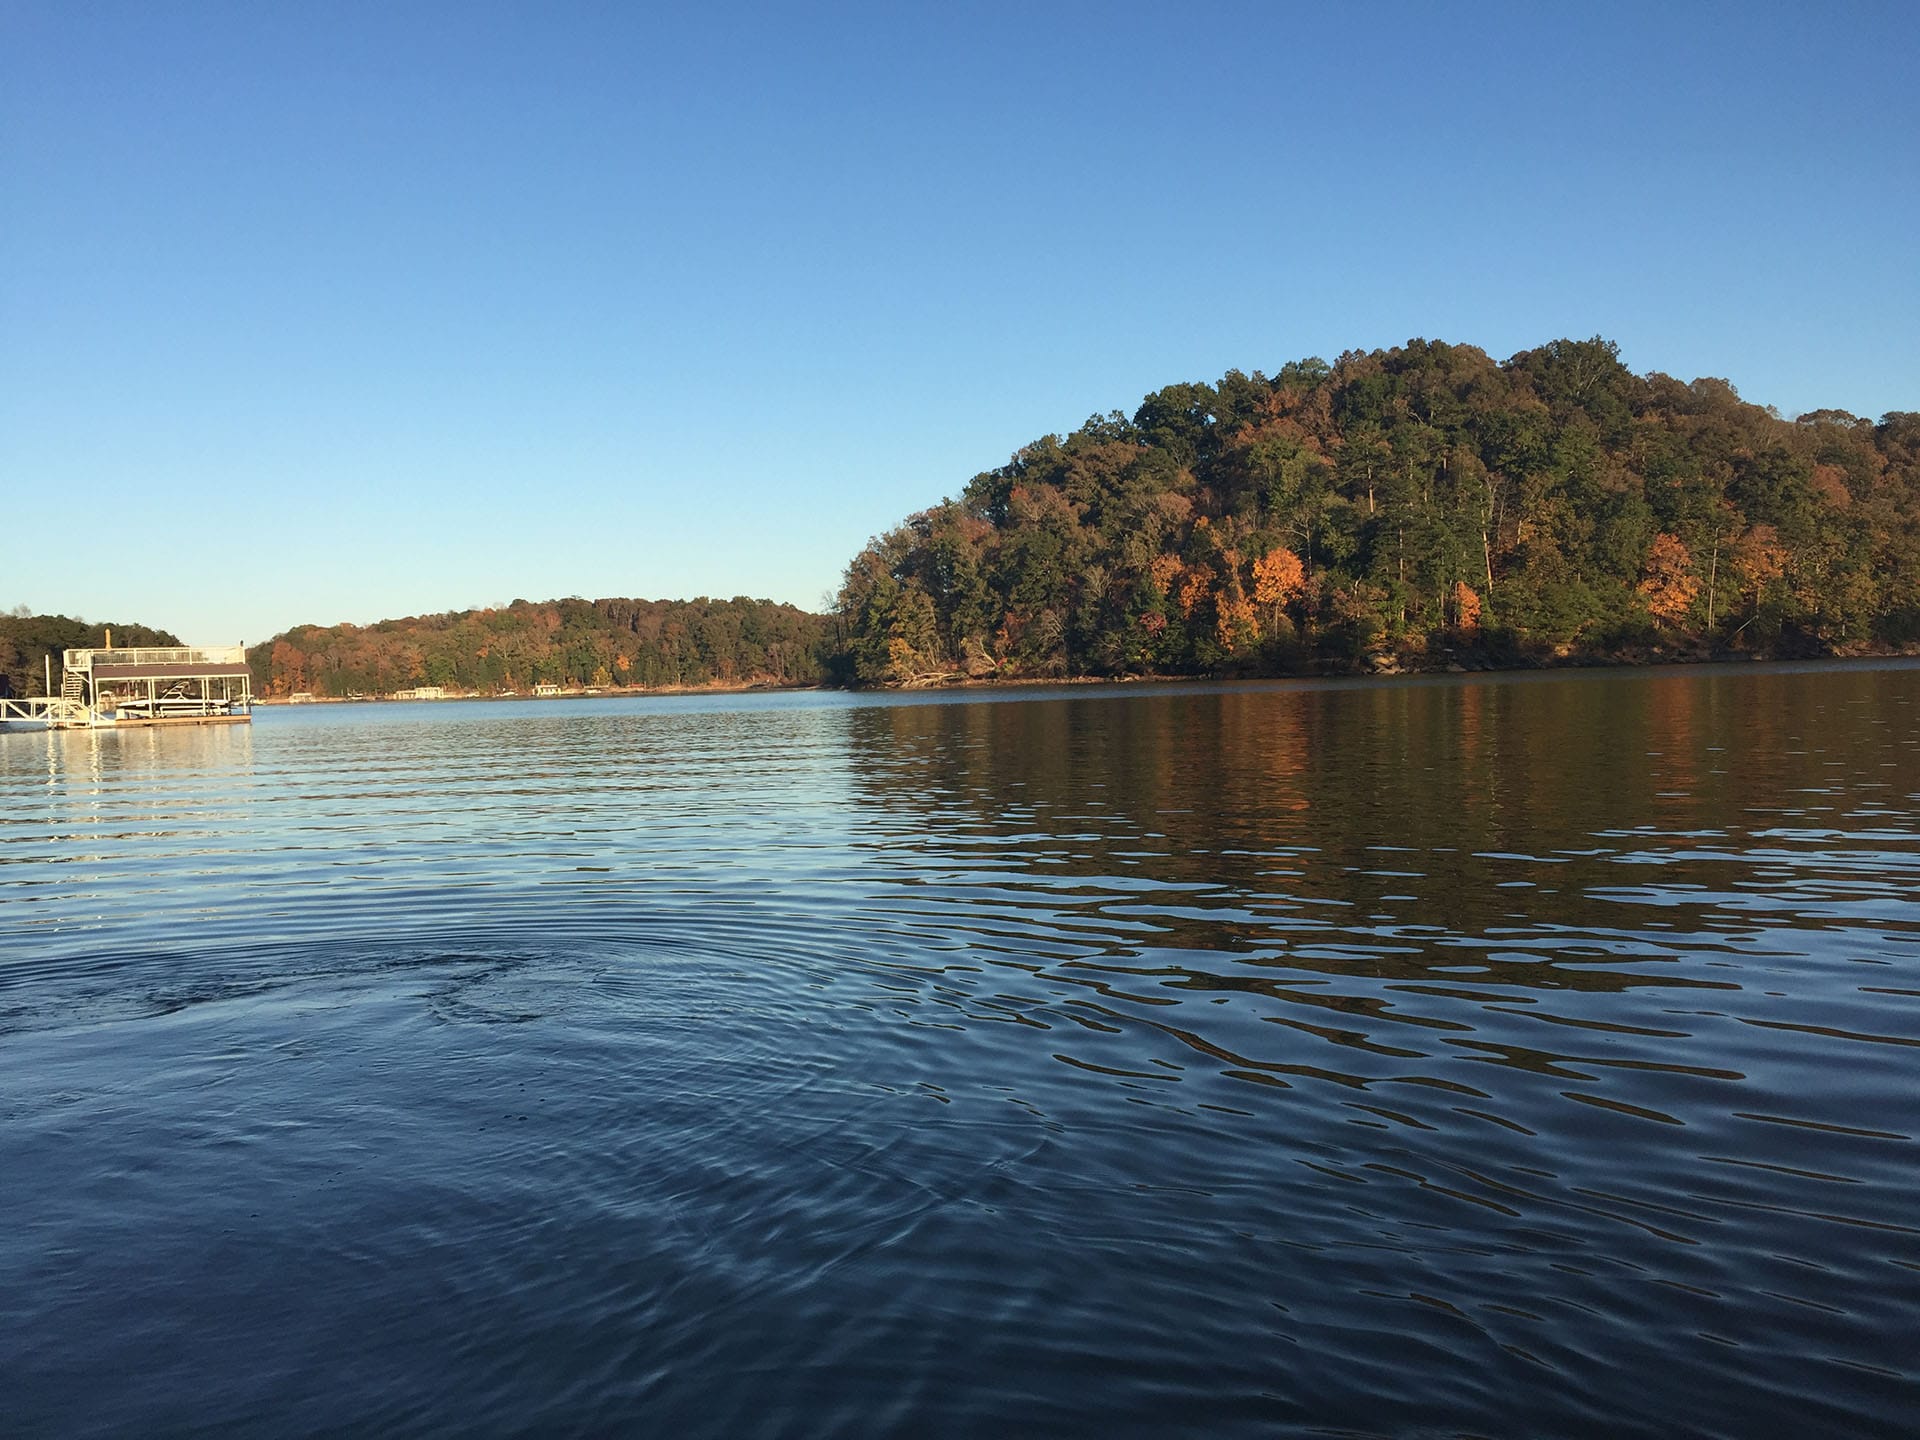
[64,644,249,670]
[0,696,90,725]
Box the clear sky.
[4,2,1916,645]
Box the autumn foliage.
[1253,547,1305,606]
[1638,534,1699,626]
[248,596,827,697]
[196,336,1920,698]
[1452,582,1482,630]
[837,337,1920,679]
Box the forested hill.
[0,612,182,697]
[249,595,829,696]
[835,338,1920,683]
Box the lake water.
[3,664,1917,1437]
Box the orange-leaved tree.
[1214,552,1258,653]
[1638,533,1699,627]
[1177,566,1213,619]
[1251,546,1305,639]
[1252,546,1305,606]
[1730,524,1787,606]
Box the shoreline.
[256,679,827,705]
[252,641,1920,705]
[885,637,1920,690]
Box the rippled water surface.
[4,665,1918,1437]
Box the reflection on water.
[3,666,1918,1437]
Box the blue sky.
[4,2,1915,645]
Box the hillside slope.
[836,338,1920,681]
[250,595,830,696]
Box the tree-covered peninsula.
[0,611,182,697]
[32,337,1919,702]
[836,338,1920,683]
[248,595,828,697]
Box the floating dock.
[0,644,252,729]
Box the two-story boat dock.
[0,644,253,729]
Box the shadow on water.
[2,668,1918,1436]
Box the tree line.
[247,595,829,696]
[834,337,1920,682]
[22,337,1918,699]
[0,610,182,697]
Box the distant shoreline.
[253,642,1920,705]
[256,679,825,705]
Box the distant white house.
[533,683,562,697]
[394,686,447,701]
